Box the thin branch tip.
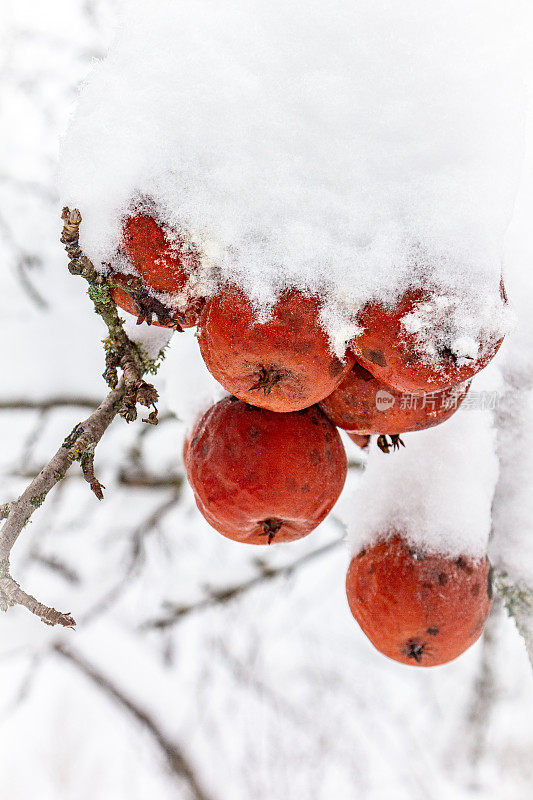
[0,574,76,627]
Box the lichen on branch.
[61,207,164,423]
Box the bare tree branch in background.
[142,536,344,631]
[82,490,181,624]
[11,466,185,491]
[0,397,102,412]
[0,213,49,310]
[3,403,182,490]
[452,601,501,785]
[29,553,80,585]
[54,642,217,800]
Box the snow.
[161,329,226,429]
[60,0,527,356]
[342,406,499,559]
[56,0,533,563]
[122,316,172,361]
[2,1,533,798]
[400,293,511,368]
[488,119,533,585]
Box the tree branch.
[61,207,163,424]
[0,383,125,564]
[0,397,102,412]
[142,536,344,631]
[0,382,125,626]
[494,572,533,668]
[0,209,169,628]
[0,578,75,627]
[54,643,217,800]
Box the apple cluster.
[111,211,504,667]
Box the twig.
[0,213,49,310]
[0,579,75,627]
[116,472,184,490]
[0,383,125,626]
[16,256,49,311]
[60,207,163,423]
[30,553,80,585]
[17,410,47,474]
[54,642,216,800]
[1,652,44,719]
[142,536,344,631]
[82,491,180,624]
[78,442,104,499]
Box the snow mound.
[59,0,527,354]
[342,407,499,559]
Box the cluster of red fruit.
[112,212,502,666]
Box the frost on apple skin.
[399,292,512,372]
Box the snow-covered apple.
[346,534,493,666]
[351,288,506,394]
[111,213,205,328]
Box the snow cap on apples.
[60,0,526,357]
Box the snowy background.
[1,1,533,799]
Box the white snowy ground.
[1,2,533,799]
